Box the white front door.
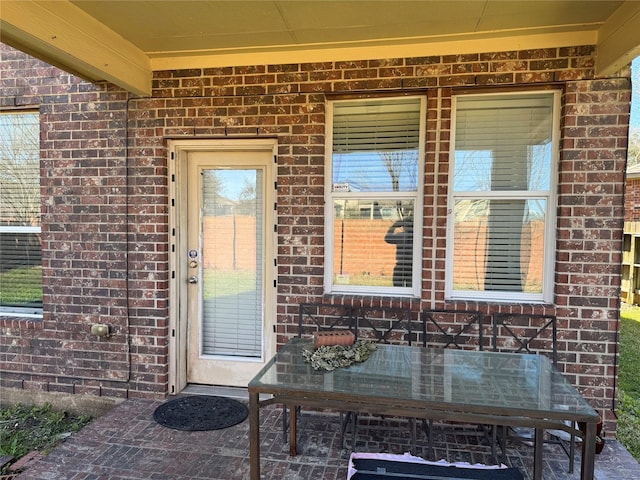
[169,140,276,390]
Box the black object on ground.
[153,395,248,431]
[351,458,525,480]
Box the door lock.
[188,276,198,284]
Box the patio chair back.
[418,309,486,455]
[297,303,356,337]
[297,302,416,345]
[421,309,486,350]
[491,313,558,365]
[294,302,419,450]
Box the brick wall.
[625,177,640,221]
[557,77,628,408]
[0,45,164,398]
[0,44,630,431]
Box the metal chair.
[420,309,487,453]
[341,305,417,451]
[297,302,357,338]
[492,313,576,473]
[422,309,485,350]
[492,312,557,362]
[282,303,357,443]
[285,303,417,451]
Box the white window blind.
[448,92,557,302]
[333,98,421,152]
[0,111,42,315]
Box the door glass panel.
[201,169,262,357]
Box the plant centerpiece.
[303,338,377,371]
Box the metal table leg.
[581,421,596,480]
[533,427,543,480]
[249,391,260,480]
[289,403,297,456]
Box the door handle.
[188,276,198,284]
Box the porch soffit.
[1,0,640,96]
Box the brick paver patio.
[15,397,640,480]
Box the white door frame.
[167,138,277,395]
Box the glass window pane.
[0,111,42,313]
[0,232,42,309]
[454,94,553,193]
[333,97,421,152]
[0,112,40,226]
[201,169,262,357]
[332,97,420,193]
[332,150,419,192]
[332,199,414,287]
[452,199,545,294]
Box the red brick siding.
[556,78,629,409]
[625,178,640,221]
[0,44,629,432]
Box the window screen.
[0,111,42,315]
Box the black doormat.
[153,395,248,431]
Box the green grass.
[0,265,42,304]
[336,272,393,287]
[618,305,640,461]
[0,403,91,473]
[203,269,257,299]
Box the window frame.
[0,109,43,318]
[445,90,560,304]
[324,95,426,298]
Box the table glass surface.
[249,338,597,419]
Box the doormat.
[153,395,248,431]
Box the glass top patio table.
[248,338,599,480]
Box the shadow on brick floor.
[15,398,640,480]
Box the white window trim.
[0,226,41,234]
[324,95,426,298]
[445,90,560,304]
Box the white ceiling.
[69,1,619,53]
[2,1,640,95]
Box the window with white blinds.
[326,96,424,296]
[447,92,558,303]
[0,111,42,316]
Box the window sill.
[0,315,43,329]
